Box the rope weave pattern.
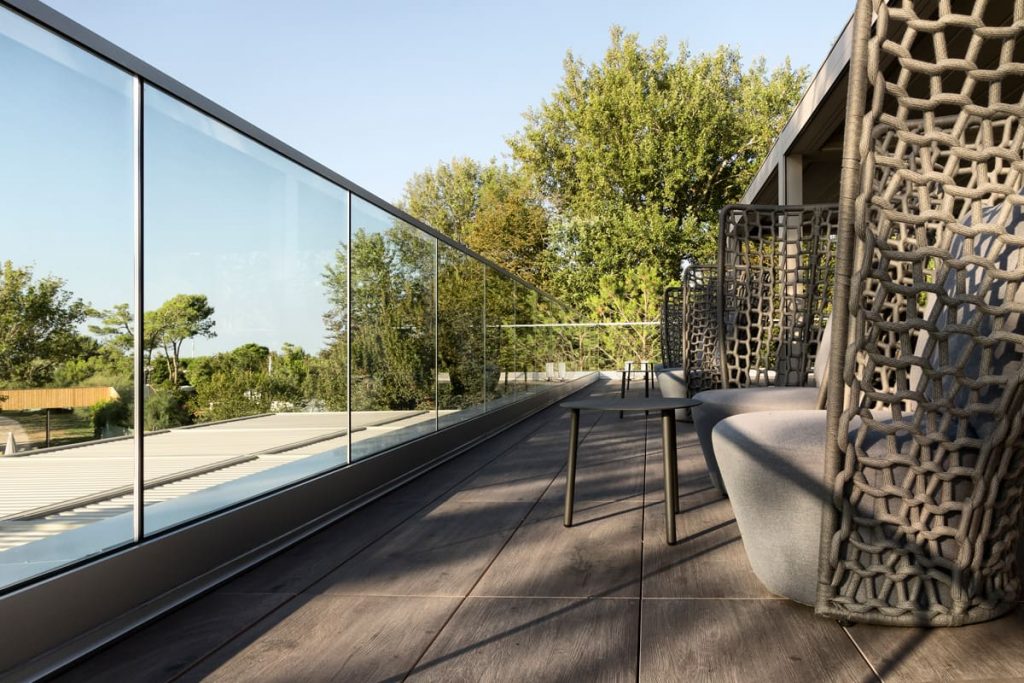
[823,0,1024,626]
[681,265,723,393]
[661,286,685,368]
[719,205,839,388]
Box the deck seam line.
[842,625,885,683]
[398,394,610,682]
[635,596,787,601]
[162,394,590,683]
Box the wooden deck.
[55,381,1024,682]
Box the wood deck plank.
[178,595,462,683]
[847,611,1024,681]
[387,402,576,504]
[406,597,639,682]
[58,382,942,682]
[307,500,533,597]
[471,498,643,599]
[223,498,425,595]
[52,591,291,683]
[639,599,877,683]
[641,486,773,599]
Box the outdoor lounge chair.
[689,205,839,492]
[714,0,1024,627]
[657,265,721,421]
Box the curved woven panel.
[681,265,722,393]
[719,205,839,389]
[821,0,1024,627]
[661,286,685,368]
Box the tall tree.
[509,27,808,306]
[150,294,216,386]
[0,260,91,386]
[88,303,134,353]
[399,158,550,284]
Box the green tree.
[0,260,91,387]
[149,294,216,387]
[144,388,192,429]
[88,303,134,354]
[509,27,807,306]
[583,263,663,367]
[188,344,271,421]
[334,225,435,411]
[89,397,131,438]
[399,158,550,284]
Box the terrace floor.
[55,381,1024,682]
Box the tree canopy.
[399,158,549,283]
[0,260,91,387]
[149,293,216,386]
[509,27,808,305]
[397,28,808,336]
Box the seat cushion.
[692,387,819,492]
[712,410,828,605]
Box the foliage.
[583,263,664,367]
[399,158,550,284]
[186,343,323,422]
[437,250,485,408]
[88,303,134,354]
[345,226,436,410]
[144,388,192,430]
[149,294,217,387]
[52,353,131,390]
[188,343,270,421]
[89,398,131,438]
[0,260,92,387]
[509,27,807,308]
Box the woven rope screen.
[819,0,1024,626]
[718,204,839,389]
[682,265,722,394]
[661,286,685,368]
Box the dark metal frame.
[562,399,684,544]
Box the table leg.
[619,368,627,419]
[644,367,650,397]
[661,409,678,544]
[564,408,580,527]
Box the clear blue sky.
[46,0,853,204]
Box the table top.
[561,397,701,411]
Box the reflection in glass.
[143,86,348,534]
[485,270,516,408]
[535,296,557,383]
[0,7,134,589]
[517,287,540,393]
[438,244,485,428]
[349,197,436,460]
[0,1,589,598]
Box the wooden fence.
[0,387,120,411]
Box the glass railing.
[0,4,583,592]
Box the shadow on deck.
[55,381,1024,682]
